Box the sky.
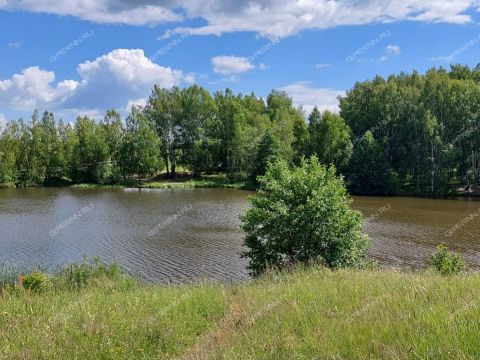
[1,0,480,124]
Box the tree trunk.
[171,150,176,178]
[164,155,170,176]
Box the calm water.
[0,188,479,283]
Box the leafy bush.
[431,244,467,276]
[241,156,370,276]
[22,271,50,292]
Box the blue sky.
[1,1,480,125]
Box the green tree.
[0,120,19,186]
[179,85,217,175]
[101,110,125,183]
[120,107,161,181]
[72,116,109,183]
[267,90,304,164]
[242,157,370,276]
[250,131,281,182]
[145,86,182,177]
[347,131,396,195]
[40,111,64,183]
[308,110,352,170]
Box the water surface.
[0,188,479,282]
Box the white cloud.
[162,0,479,39]
[380,44,401,61]
[0,0,181,26]
[0,49,186,115]
[281,82,345,115]
[385,44,401,55]
[126,98,147,111]
[1,1,478,38]
[8,41,23,49]
[211,56,255,75]
[315,63,333,69]
[0,67,77,110]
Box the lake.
[0,188,479,283]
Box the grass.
[2,264,480,359]
[143,174,255,190]
[69,174,256,191]
[70,183,130,190]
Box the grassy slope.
[2,268,480,359]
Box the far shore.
[2,172,480,198]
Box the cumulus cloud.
[66,49,184,109]
[211,56,255,75]
[380,44,401,61]
[281,82,345,115]
[0,67,77,110]
[0,1,478,38]
[0,49,186,114]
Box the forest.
[0,64,479,195]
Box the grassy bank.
[143,174,254,190]
[70,174,256,191]
[2,266,480,359]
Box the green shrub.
[431,244,467,276]
[241,156,370,276]
[58,257,122,289]
[23,271,50,292]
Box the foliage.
[340,66,480,194]
[119,107,162,181]
[308,108,352,171]
[430,244,467,276]
[22,271,51,292]
[1,66,480,195]
[347,131,397,195]
[250,130,281,182]
[241,156,370,276]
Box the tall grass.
[2,265,480,359]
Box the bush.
[431,244,467,276]
[22,271,50,292]
[241,156,370,276]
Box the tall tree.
[145,86,183,177]
[101,110,125,183]
[308,110,352,171]
[72,116,109,183]
[347,131,396,195]
[120,107,161,182]
[250,130,281,182]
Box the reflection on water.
[0,188,479,283]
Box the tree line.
[0,65,479,195]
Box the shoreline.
[1,173,479,198]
